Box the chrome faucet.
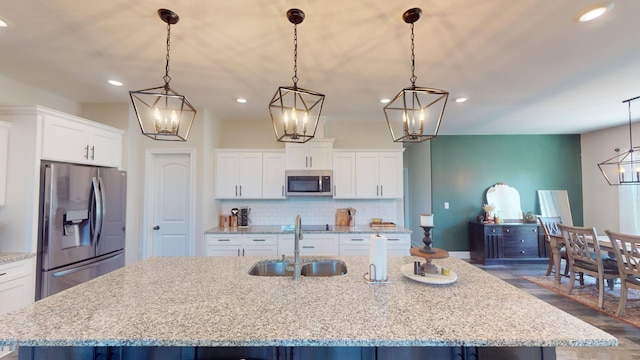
[293,214,303,280]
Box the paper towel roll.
[369,234,387,281]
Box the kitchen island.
[0,255,616,359]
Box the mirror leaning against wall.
[485,183,523,221]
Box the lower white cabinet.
[278,233,339,257]
[339,233,410,256]
[0,257,35,356]
[205,234,278,257]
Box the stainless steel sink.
[300,260,348,277]
[248,259,348,277]
[247,260,293,276]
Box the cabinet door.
[0,275,33,314]
[262,152,286,199]
[355,152,380,198]
[332,152,356,199]
[238,152,262,198]
[89,127,122,168]
[215,152,240,198]
[307,141,332,169]
[0,122,8,206]
[285,143,308,169]
[338,234,369,256]
[41,114,90,164]
[386,234,411,256]
[378,152,403,198]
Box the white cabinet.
[205,234,278,257]
[339,233,410,256]
[278,233,339,256]
[332,151,356,199]
[41,112,123,168]
[0,257,35,355]
[215,151,263,199]
[262,151,286,199]
[285,139,333,170]
[355,151,403,199]
[0,121,9,206]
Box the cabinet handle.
[380,185,383,197]
[239,185,242,197]
[242,248,245,256]
[235,185,238,197]
[520,250,526,254]
[84,145,89,159]
[238,248,240,256]
[376,185,379,196]
[333,185,336,196]
[351,238,364,242]
[302,245,315,249]
[491,229,496,233]
[217,239,231,242]
[90,145,95,160]
[520,239,525,242]
[505,229,510,233]
[388,238,400,241]
[306,156,309,168]
[252,239,266,242]
[0,272,6,277]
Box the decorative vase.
[486,212,493,221]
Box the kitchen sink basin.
[300,260,348,277]
[248,259,348,277]
[247,260,293,277]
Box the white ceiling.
[1,0,639,135]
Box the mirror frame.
[486,183,523,220]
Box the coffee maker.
[238,206,250,227]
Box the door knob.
[153,226,160,230]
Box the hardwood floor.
[479,262,640,360]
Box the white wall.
[581,121,640,234]
[0,74,79,116]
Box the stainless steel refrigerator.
[36,161,126,300]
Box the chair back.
[558,224,603,267]
[537,216,562,239]
[606,230,640,279]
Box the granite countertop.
[0,255,616,348]
[205,225,412,234]
[0,252,35,265]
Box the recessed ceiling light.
[576,2,614,22]
[0,19,8,27]
[455,97,468,103]
[236,98,247,104]
[380,98,391,104]
[108,80,123,87]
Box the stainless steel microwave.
[285,170,332,197]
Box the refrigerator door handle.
[51,252,123,278]
[91,177,103,245]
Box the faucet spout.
[293,215,302,280]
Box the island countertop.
[0,256,616,348]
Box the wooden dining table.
[548,234,612,284]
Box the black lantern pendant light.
[598,96,640,185]
[384,8,448,143]
[130,9,196,141]
[269,8,325,144]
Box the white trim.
[143,149,197,258]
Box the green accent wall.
[430,135,583,251]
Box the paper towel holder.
[363,264,390,284]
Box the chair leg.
[567,267,576,295]
[597,277,605,309]
[617,283,629,317]
[545,252,554,277]
[579,272,584,285]
[563,259,569,277]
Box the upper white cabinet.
[332,151,356,199]
[41,111,123,168]
[355,151,403,199]
[285,139,334,170]
[215,151,263,199]
[0,121,9,206]
[262,151,286,199]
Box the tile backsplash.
[220,198,404,227]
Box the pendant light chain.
[628,101,635,152]
[292,24,299,88]
[163,22,172,87]
[410,22,417,87]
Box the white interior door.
[148,153,193,256]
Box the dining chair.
[537,216,568,277]
[605,230,640,316]
[558,224,619,309]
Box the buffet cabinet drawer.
[469,222,545,265]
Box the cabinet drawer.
[503,244,539,258]
[278,234,338,256]
[205,234,242,246]
[243,234,277,246]
[0,257,34,284]
[502,226,538,238]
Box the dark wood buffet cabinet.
[469,222,549,265]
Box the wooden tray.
[369,222,396,229]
